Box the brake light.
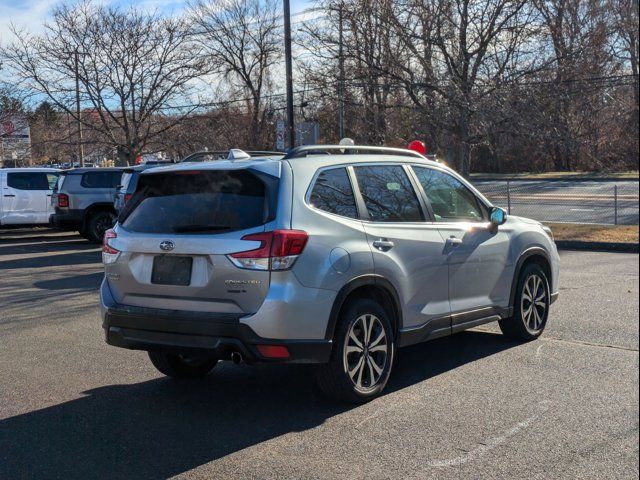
[57,193,69,208]
[102,229,120,264]
[124,193,132,204]
[227,230,308,271]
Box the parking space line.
[427,401,551,468]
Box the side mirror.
[490,207,507,226]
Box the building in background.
[0,114,31,168]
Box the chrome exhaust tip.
[230,351,243,365]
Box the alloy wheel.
[521,274,547,333]
[343,314,388,393]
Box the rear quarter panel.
[287,161,374,292]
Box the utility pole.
[74,49,84,167]
[283,0,295,149]
[338,2,345,139]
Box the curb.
[556,241,639,253]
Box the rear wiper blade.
[172,224,231,233]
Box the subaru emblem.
[159,240,175,252]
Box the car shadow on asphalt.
[0,331,520,480]
[0,240,98,257]
[33,272,104,290]
[0,250,101,270]
[0,229,79,242]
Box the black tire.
[85,210,116,243]
[317,298,395,403]
[499,263,550,341]
[148,351,218,378]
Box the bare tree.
[612,0,639,159]
[190,0,282,148]
[0,1,209,164]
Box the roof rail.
[283,145,425,160]
[178,149,284,163]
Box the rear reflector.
[256,345,290,359]
[228,230,308,271]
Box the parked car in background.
[0,168,59,227]
[50,168,124,243]
[101,145,559,402]
[114,164,166,213]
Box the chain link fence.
[475,181,639,225]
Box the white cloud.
[0,0,61,42]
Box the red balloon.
[407,140,427,155]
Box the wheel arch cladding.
[325,275,402,341]
[509,248,552,310]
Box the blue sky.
[0,0,313,39]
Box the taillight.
[227,230,308,271]
[124,193,132,204]
[102,229,120,264]
[57,193,69,208]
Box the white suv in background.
[0,168,59,227]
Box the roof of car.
[1,167,60,173]
[64,167,126,175]
[123,164,166,173]
[142,157,282,176]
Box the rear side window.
[7,172,52,190]
[121,169,278,234]
[81,171,122,188]
[309,168,358,219]
[353,165,423,222]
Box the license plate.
[151,256,193,286]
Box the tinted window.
[7,172,52,190]
[81,171,122,189]
[309,168,358,218]
[121,170,278,234]
[413,167,485,222]
[354,165,423,222]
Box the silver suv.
[100,146,559,402]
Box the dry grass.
[546,223,639,243]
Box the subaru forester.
[100,146,559,402]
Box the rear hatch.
[106,166,280,314]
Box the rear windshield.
[120,169,278,234]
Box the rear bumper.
[100,279,332,364]
[49,209,83,230]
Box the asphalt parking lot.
[0,229,638,479]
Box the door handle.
[3,194,16,198]
[446,236,463,247]
[373,239,395,251]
